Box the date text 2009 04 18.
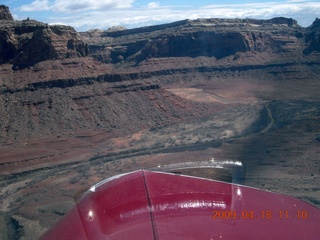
[212,210,309,220]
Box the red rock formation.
[0,5,319,144]
[0,7,89,68]
[80,17,314,64]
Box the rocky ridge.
[304,18,320,54]
[80,17,317,64]
[0,9,88,68]
[0,5,13,21]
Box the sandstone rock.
[0,5,13,20]
[0,6,89,68]
[79,17,314,64]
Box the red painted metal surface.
[40,170,320,239]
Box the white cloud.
[20,0,49,12]
[20,0,134,12]
[147,2,160,9]
[286,0,311,2]
[52,0,134,12]
[20,0,320,30]
[198,1,320,26]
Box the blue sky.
[3,0,320,31]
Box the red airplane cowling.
[40,170,320,240]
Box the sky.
[3,0,320,31]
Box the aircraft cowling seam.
[142,170,159,240]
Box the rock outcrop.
[0,8,89,68]
[80,17,311,64]
[0,5,13,20]
[304,18,320,55]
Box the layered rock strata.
[0,11,89,68]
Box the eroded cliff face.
[0,13,320,144]
[0,5,13,20]
[0,5,319,146]
[0,18,89,68]
[0,11,319,70]
[304,18,320,54]
[80,17,312,64]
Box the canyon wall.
[0,12,320,144]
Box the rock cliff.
[0,14,89,68]
[0,6,319,143]
[0,5,13,20]
[80,17,315,64]
[304,18,320,54]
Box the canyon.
[0,5,320,239]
